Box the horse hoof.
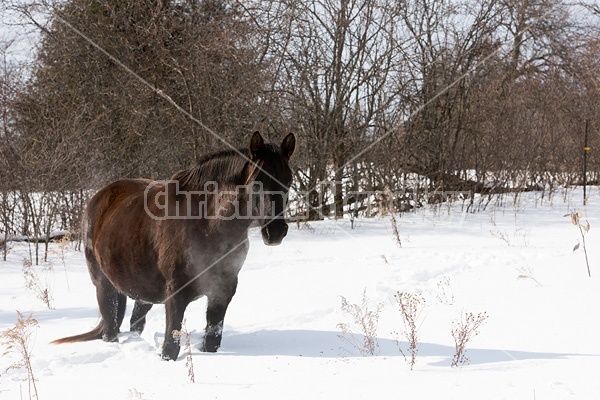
[201,342,220,353]
[161,345,180,361]
[102,333,119,343]
[130,325,144,335]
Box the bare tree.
[0,34,27,260]
[11,0,271,185]
[267,0,405,218]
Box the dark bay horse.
[52,132,295,360]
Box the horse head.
[243,131,295,246]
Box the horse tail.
[51,320,105,344]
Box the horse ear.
[249,131,264,158]
[281,133,296,159]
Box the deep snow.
[1,188,599,399]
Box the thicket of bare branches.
[265,0,600,216]
[0,0,598,240]
[7,0,270,185]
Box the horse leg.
[116,293,127,328]
[96,278,127,342]
[130,301,154,334]
[203,281,237,352]
[162,294,189,361]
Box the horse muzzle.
[261,222,288,246]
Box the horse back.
[86,179,154,239]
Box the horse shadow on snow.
[214,329,582,367]
[31,306,585,367]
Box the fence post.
[583,119,590,206]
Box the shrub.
[451,311,488,367]
[337,289,383,356]
[1,311,40,399]
[393,291,425,369]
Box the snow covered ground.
[1,188,599,399]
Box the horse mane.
[172,143,283,191]
[171,148,250,191]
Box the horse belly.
[93,243,165,302]
[117,268,167,303]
